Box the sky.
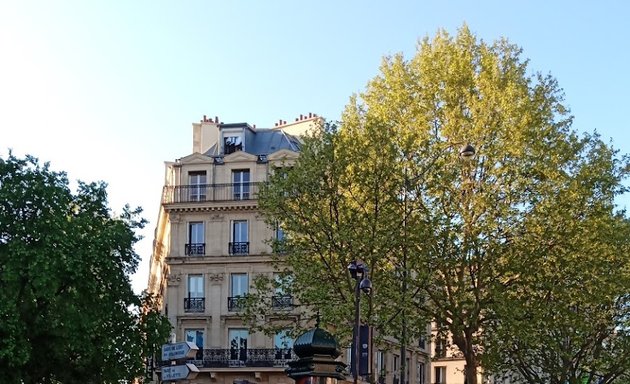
[1,1,628,294]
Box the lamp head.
[360,277,372,295]
[459,144,476,159]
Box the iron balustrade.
[185,243,205,256]
[229,242,249,255]
[271,295,294,309]
[162,182,261,204]
[227,296,246,311]
[184,297,205,313]
[188,348,296,368]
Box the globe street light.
[348,260,372,384]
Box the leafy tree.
[0,153,171,384]
[482,137,630,384]
[243,25,630,384]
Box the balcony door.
[274,329,293,360]
[186,274,204,312]
[188,171,206,201]
[185,329,204,360]
[187,222,204,256]
[230,220,248,255]
[228,328,248,362]
[232,170,250,200]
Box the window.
[274,329,294,361]
[232,170,250,200]
[417,362,426,384]
[186,222,205,256]
[272,273,293,309]
[228,273,248,311]
[376,350,386,384]
[185,274,204,312]
[275,223,285,241]
[224,135,243,154]
[435,336,447,358]
[434,367,446,384]
[185,329,204,360]
[188,171,207,201]
[230,220,249,255]
[393,355,400,384]
[228,329,248,363]
[418,336,426,350]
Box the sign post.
[161,342,200,382]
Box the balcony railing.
[227,296,246,311]
[185,243,205,256]
[184,297,205,313]
[229,242,249,255]
[162,182,261,204]
[188,348,296,368]
[272,295,294,309]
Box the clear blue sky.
[1,1,628,293]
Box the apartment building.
[429,325,482,384]
[147,114,433,384]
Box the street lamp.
[348,260,372,384]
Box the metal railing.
[188,348,296,368]
[184,297,205,313]
[227,296,246,311]
[185,243,205,256]
[162,182,261,204]
[229,242,249,255]
[271,295,294,309]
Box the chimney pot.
[215,116,219,123]
[309,112,312,118]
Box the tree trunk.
[452,330,479,384]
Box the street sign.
[161,341,199,361]
[162,363,200,381]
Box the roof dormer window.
[223,133,243,155]
[223,134,243,154]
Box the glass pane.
[185,329,204,349]
[274,329,293,349]
[231,273,248,296]
[190,222,204,243]
[188,275,203,297]
[232,221,248,242]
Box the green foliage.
[0,153,171,384]
[243,24,630,384]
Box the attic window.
[224,135,243,155]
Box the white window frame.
[188,171,207,201]
[222,130,244,154]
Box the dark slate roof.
[203,127,300,156]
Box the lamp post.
[397,143,475,384]
[348,261,372,384]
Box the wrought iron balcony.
[227,296,246,311]
[271,295,294,309]
[229,242,249,255]
[184,297,205,313]
[162,182,261,204]
[185,243,205,256]
[188,348,296,368]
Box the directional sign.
[162,363,199,381]
[161,341,199,361]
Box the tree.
[0,153,171,384]
[244,25,630,384]
[482,137,630,384]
